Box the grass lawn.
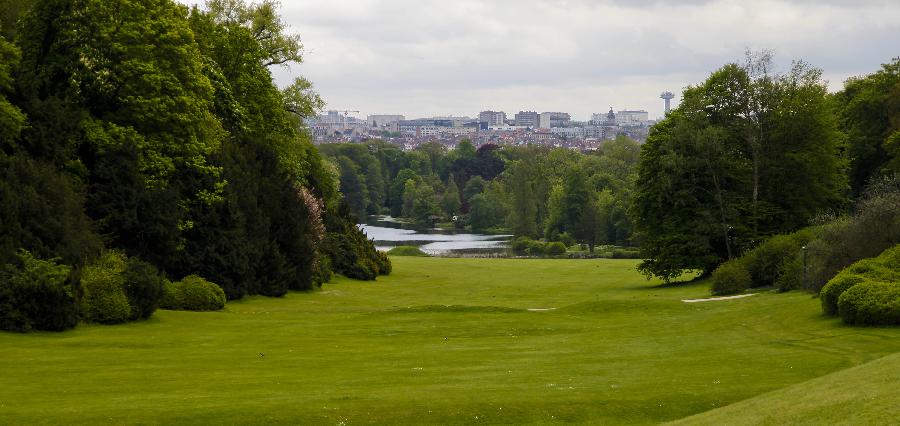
[1,257,898,424]
[667,352,900,425]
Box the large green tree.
[633,56,847,281]
[834,58,900,193]
[0,33,24,142]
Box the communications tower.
[660,91,674,114]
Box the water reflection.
[358,216,511,256]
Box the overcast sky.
[195,0,900,120]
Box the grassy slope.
[0,257,898,425]
[667,352,900,425]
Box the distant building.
[514,111,540,128]
[478,110,507,126]
[540,112,571,129]
[551,127,584,139]
[489,125,526,132]
[397,119,475,138]
[367,114,404,128]
[583,126,607,139]
[430,116,474,127]
[616,110,649,127]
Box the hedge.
[820,274,866,316]
[837,281,900,326]
[820,245,900,324]
[387,246,428,256]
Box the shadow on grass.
[623,269,708,291]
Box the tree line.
[1,0,387,331]
[319,136,641,251]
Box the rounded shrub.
[387,245,428,256]
[175,275,226,311]
[121,257,165,320]
[820,273,865,316]
[546,242,567,256]
[710,260,752,295]
[80,251,131,324]
[837,281,900,326]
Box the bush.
[837,281,900,326]
[804,179,900,291]
[387,245,428,256]
[744,230,813,288]
[311,255,333,287]
[375,251,392,275]
[321,225,389,281]
[166,275,226,312]
[510,237,531,254]
[819,246,900,317]
[121,257,165,320]
[820,273,866,316]
[526,240,547,256]
[546,242,567,256]
[773,256,804,292]
[160,280,179,310]
[710,260,752,295]
[844,257,892,278]
[557,232,576,248]
[0,250,77,332]
[80,251,131,324]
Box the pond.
[358,216,511,256]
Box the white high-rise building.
[616,110,649,127]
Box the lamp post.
[801,245,808,289]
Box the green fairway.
[667,352,900,425]
[1,257,898,424]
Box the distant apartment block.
[478,110,507,126]
[431,116,475,127]
[514,111,540,128]
[551,127,584,138]
[539,112,571,129]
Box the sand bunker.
[682,294,758,303]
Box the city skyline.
[258,0,900,120]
